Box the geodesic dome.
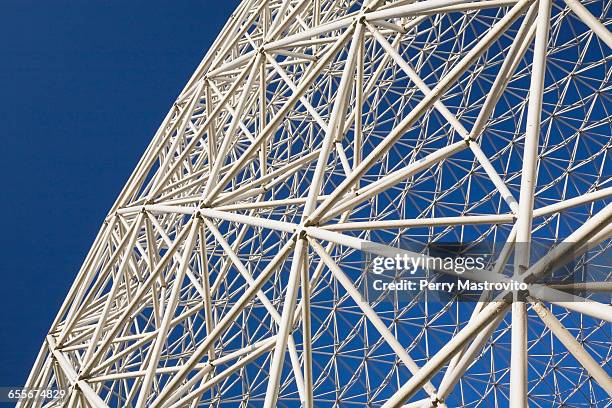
[24,0,612,407]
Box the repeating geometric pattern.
[22,0,611,407]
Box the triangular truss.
[22,0,611,407]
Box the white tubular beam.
[509,301,528,407]
[263,16,354,51]
[117,204,194,216]
[364,0,518,20]
[421,0,522,13]
[336,137,354,176]
[208,52,257,79]
[309,238,441,399]
[529,284,612,323]
[400,398,431,408]
[150,238,296,407]
[353,25,364,173]
[374,19,409,33]
[207,216,258,296]
[145,217,163,329]
[548,282,612,292]
[197,223,215,369]
[274,49,317,61]
[563,0,612,48]
[77,381,109,408]
[381,301,508,407]
[90,332,159,374]
[529,298,612,395]
[200,207,298,233]
[204,81,216,167]
[322,214,515,231]
[301,245,313,408]
[533,187,612,217]
[514,0,551,274]
[510,0,551,404]
[264,0,292,39]
[263,237,307,408]
[65,390,79,407]
[469,144,520,213]
[216,196,328,212]
[548,300,612,324]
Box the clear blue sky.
[0,0,240,387]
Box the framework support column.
[510,0,552,405]
[263,237,307,408]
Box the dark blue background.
[0,0,239,387]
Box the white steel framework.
[22,0,612,406]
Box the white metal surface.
[22,0,612,406]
